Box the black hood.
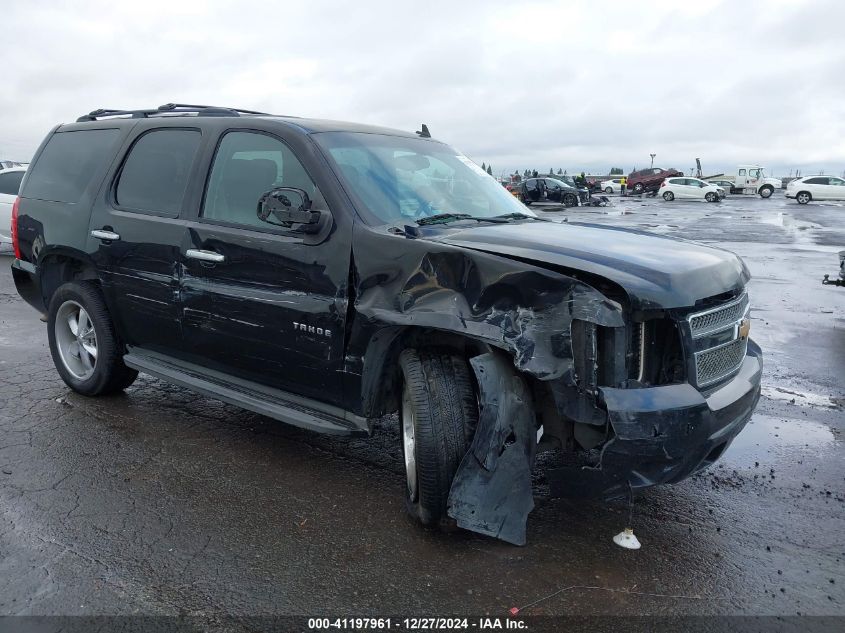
[424,221,749,310]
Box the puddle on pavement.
[760,385,838,409]
[720,413,837,467]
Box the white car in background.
[786,176,845,204]
[659,177,723,202]
[600,178,624,193]
[0,167,27,245]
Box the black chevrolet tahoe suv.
[11,104,762,545]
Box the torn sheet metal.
[447,352,537,546]
[350,236,625,392]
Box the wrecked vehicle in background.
[11,104,762,546]
[822,250,845,287]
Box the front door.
[179,129,349,405]
[828,177,845,200]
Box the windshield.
[314,132,536,226]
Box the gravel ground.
[0,192,843,626]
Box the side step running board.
[123,349,369,437]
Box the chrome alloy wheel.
[401,384,418,502]
[55,300,98,380]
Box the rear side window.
[116,129,201,216]
[0,171,25,195]
[22,129,120,203]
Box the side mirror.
[257,188,323,234]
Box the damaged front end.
[348,223,762,545]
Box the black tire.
[563,193,578,207]
[759,185,774,199]
[663,191,675,201]
[796,191,811,205]
[633,182,644,194]
[705,192,717,202]
[47,281,138,396]
[604,187,613,194]
[399,349,477,527]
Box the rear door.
[87,125,204,354]
[179,128,350,405]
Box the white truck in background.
[733,165,782,198]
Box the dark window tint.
[805,177,828,185]
[0,171,25,195]
[116,129,201,216]
[22,129,120,203]
[203,131,317,229]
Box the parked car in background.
[601,178,625,194]
[520,177,584,206]
[660,177,723,202]
[0,166,27,244]
[707,179,735,193]
[786,176,845,204]
[734,165,781,198]
[627,167,683,194]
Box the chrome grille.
[694,338,748,387]
[689,293,749,338]
[687,293,750,388]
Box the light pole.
[649,153,656,169]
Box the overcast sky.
[3,0,844,177]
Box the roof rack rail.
[157,103,269,115]
[76,103,270,122]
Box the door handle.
[91,229,120,241]
[186,249,226,263]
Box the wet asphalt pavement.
[0,192,843,623]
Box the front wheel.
[759,186,774,198]
[399,350,477,528]
[663,191,675,201]
[47,282,138,396]
[633,183,644,194]
[705,192,718,202]
[563,193,578,207]
[796,192,811,205]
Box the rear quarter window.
[22,129,121,203]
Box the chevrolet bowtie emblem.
[738,318,751,340]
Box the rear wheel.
[399,350,477,528]
[705,192,718,202]
[604,186,613,194]
[633,182,644,194]
[796,191,811,205]
[759,185,774,198]
[48,282,138,396]
[663,191,675,201]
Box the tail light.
[10,196,21,259]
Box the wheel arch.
[359,325,491,418]
[37,247,102,309]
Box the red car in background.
[627,167,683,194]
